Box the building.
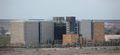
[54,26,66,40]
[63,20,105,45]
[87,40,95,45]
[10,18,106,45]
[11,21,25,44]
[63,34,87,45]
[66,19,93,40]
[53,17,64,24]
[93,22,105,43]
[53,17,66,40]
[82,37,87,45]
[78,21,104,43]
[79,22,92,40]
[24,21,39,44]
[40,21,54,44]
[63,34,80,45]
[10,21,54,45]
[105,34,120,42]
[75,21,79,34]
[66,17,76,34]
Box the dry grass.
[0,48,120,55]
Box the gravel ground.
[0,48,120,55]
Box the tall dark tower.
[66,17,76,34]
[53,17,66,40]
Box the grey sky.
[0,0,120,20]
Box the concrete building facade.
[75,21,79,34]
[79,22,92,40]
[66,17,76,34]
[40,22,54,43]
[11,21,54,45]
[66,21,70,34]
[24,21,39,44]
[10,21,25,44]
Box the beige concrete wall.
[10,21,25,44]
[63,34,72,45]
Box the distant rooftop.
[0,19,44,21]
[77,20,120,22]
[0,19,19,21]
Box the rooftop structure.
[53,17,64,23]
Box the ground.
[0,36,10,43]
[0,36,120,55]
[0,48,120,55]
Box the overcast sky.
[0,0,120,20]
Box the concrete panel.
[40,22,54,43]
[79,22,92,40]
[10,21,25,44]
[24,22,39,45]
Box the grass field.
[0,37,10,43]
